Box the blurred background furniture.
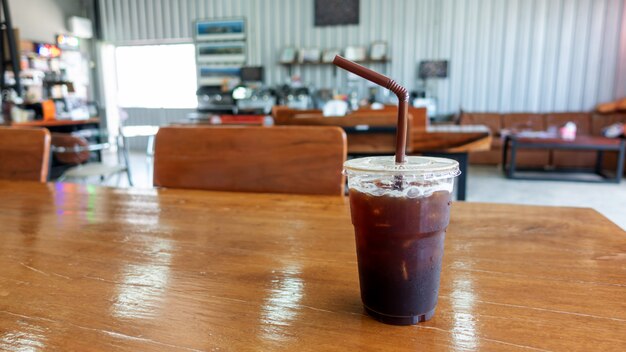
[0,127,50,182]
[11,118,100,130]
[51,131,132,186]
[273,105,491,200]
[272,106,426,155]
[503,135,625,183]
[277,111,413,155]
[460,111,626,174]
[153,126,347,195]
[118,125,159,183]
[12,118,102,178]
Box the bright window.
[115,44,197,108]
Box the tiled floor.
[94,151,626,230]
[466,165,626,230]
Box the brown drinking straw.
[333,55,409,164]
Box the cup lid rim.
[343,156,460,179]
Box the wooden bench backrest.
[0,127,50,182]
[153,126,347,195]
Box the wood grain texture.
[350,105,428,132]
[289,112,405,126]
[291,113,414,154]
[273,105,427,132]
[11,118,100,127]
[153,126,347,195]
[273,108,415,154]
[0,127,50,182]
[0,181,624,351]
[271,106,321,125]
[411,131,492,153]
[273,106,491,154]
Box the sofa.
[459,111,626,170]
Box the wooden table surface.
[0,181,625,351]
[11,118,100,128]
[411,126,492,153]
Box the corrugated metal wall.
[617,0,626,99]
[99,0,626,116]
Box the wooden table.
[411,125,492,153]
[11,118,100,128]
[11,118,102,179]
[0,181,624,351]
[280,112,416,154]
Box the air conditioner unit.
[68,16,93,39]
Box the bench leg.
[595,150,604,175]
[422,152,468,201]
[507,139,517,179]
[456,153,468,201]
[616,141,625,183]
[502,137,509,174]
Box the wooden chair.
[274,107,417,154]
[273,105,428,132]
[350,105,428,132]
[0,127,51,182]
[291,112,414,154]
[153,126,347,195]
[271,105,321,125]
[51,132,132,186]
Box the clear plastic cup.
[344,156,460,325]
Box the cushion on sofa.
[459,112,502,134]
[544,113,595,168]
[591,113,626,136]
[545,112,592,135]
[502,113,546,131]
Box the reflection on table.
[0,181,624,351]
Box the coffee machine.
[196,86,236,113]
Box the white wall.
[11,0,83,42]
[11,0,100,101]
[98,0,626,115]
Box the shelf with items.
[280,59,390,77]
[280,59,390,66]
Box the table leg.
[595,150,604,175]
[456,153,468,201]
[422,152,467,201]
[615,140,625,183]
[507,139,517,179]
[147,135,155,159]
[47,149,53,182]
[118,135,134,187]
[502,136,509,174]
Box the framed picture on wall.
[322,48,341,63]
[418,60,449,79]
[196,42,246,63]
[195,18,246,41]
[344,46,366,62]
[280,47,297,64]
[299,48,321,63]
[314,0,359,26]
[197,66,242,86]
[369,41,388,61]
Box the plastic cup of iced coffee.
[344,155,460,325]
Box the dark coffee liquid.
[349,189,451,325]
